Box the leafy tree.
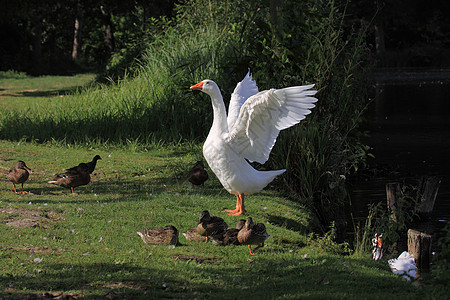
[0,0,177,74]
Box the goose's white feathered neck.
[207,87,229,136]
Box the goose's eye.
[206,82,209,85]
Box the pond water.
[348,75,450,235]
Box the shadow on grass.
[17,87,83,98]
[7,176,224,205]
[0,254,417,299]
[267,214,308,233]
[0,262,199,298]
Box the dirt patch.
[0,207,61,228]
[3,291,83,299]
[172,254,220,264]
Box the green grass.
[0,73,95,112]
[0,140,419,299]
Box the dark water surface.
[348,78,450,231]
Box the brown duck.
[196,210,228,242]
[187,161,208,186]
[182,227,207,242]
[48,162,90,193]
[137,225,179,246]
[212,219,246,246]
[7,161,31,194]
[237,217,270,255]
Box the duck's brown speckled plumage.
[183,227,207,242]
[196,210,228,242]
[237,217,270,255]
[7,161,31,194]
[137,225,179,246]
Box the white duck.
[190,71,318,216]
[388,251,417,281]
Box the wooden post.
[416,176,441,215]
[407,229,431,271]
[386,182,401,222]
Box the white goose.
[190,72,318,216]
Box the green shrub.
[0,70,28,79]
[426,222,450,297]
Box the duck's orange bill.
[190,82,203,90]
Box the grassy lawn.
[0,72,95,112]
[0,74,420,298]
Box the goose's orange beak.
[190,82,203,91]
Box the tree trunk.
[100,5,115,58]
[373,10,385,66]
[374,22,385,56]
[386,182,401,222]
[72,2,83,61]
[407,229,431,271]
[416,176,441,215]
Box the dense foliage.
[0,0,176,74]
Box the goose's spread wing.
[224,84,317,164]
[227,72,259,130]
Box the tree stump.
[407,229,431,271]
[386,182,402,222]
[416,176,441,215]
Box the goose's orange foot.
[222,207,246,214]
[223,193,246,216]
[248,245,256,255]
[226,209,246,216]
[222,208,239,213]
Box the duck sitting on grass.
[48,162,90,194]
[137,225,179,246]
[196,210,228,242]
[237,217,270,255]
[212,219,246,246]
[7,161,31,194]
[183,227,207,242]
